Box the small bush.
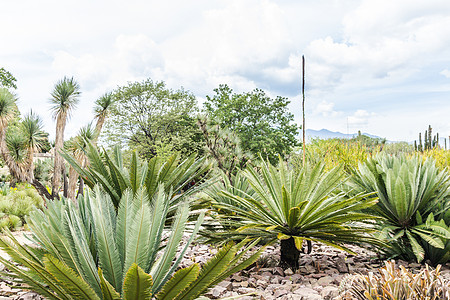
[0,184,43,230]
[337,261,450,300]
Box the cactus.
[419,132,423,152]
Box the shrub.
[0,185,263,299]
[0,184,43,229]
[337,261,450,300]
[349,154,450,264]
[204,158,383,270]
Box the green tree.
[104,79,204,160]
[0,68,17,89]
[203,84,299,164]
[49,76,81,199]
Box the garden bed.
[1,232,449,300]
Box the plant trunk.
[67,165,78,201]
[63,166,68,198]
[31,179,52,206]
[52,112,67,198]
[77,177,84,198]
[280,237,300,270]
[94,117,105,145]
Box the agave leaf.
[122,263,153,300]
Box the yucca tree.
[0,185,263,299]
[21,111,47,178]
[348,154,450,263]
[93,92,113,144]
[61,142,211,210]
[49,76,80,199]
[0,88,29,182]
[66,123,96,199]
[208,159,381,270]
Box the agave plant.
[348,154,450,263]
[61,142,211,210]
[205,159,381,270]
[0,185,263,299]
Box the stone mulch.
[1,232,449,299]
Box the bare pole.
[302,55,306,166]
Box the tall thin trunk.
[94,115,105,145]
[67,165,78,200]
[302,55,306,167]
[52,112,67,198]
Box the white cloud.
[306,0,450,89]
[313,101,341,117]
[347,109,375,127]
[441,69,450,78]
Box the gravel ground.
[1,231,449,299]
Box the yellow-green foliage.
[0,183,43,230]
[292,138,379,174]
[418,148,450,170]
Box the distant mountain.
[305,129,384,142]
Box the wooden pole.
[302,55,306,166]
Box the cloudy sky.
[1,0,450,142]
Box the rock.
[211,286,226,298]
[270,276,280,284]
[284,268,294,276]
[273,267,285,276]
[316,276,335,286]
[237,287,257,295]
[218,280,233,291]
[273,289,289,298]
[293,287,323,299]
[231,274,244,281]
[335,258,348,273]
[257,279,269,288]
[290,273,303,283]
[320,286,339,300]
[240,281,249,288]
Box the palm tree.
[49,77,80,199]
[21,111,47,179]
[93,92,113,144]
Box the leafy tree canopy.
[203,84,299,163]
[104,79,204,160]
[0,68,17,89]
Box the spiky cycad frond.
[349,154,450,263]
[61,142,211,209]
[205,158,383,269]
[0,185,263,299]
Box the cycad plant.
[0,185,263,299]
[207,159,381,270]
[61,142,211,210]
[348,154,450,263]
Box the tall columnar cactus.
[428,125,432,149]
[419,132,423,152]
[424,130,428,150]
